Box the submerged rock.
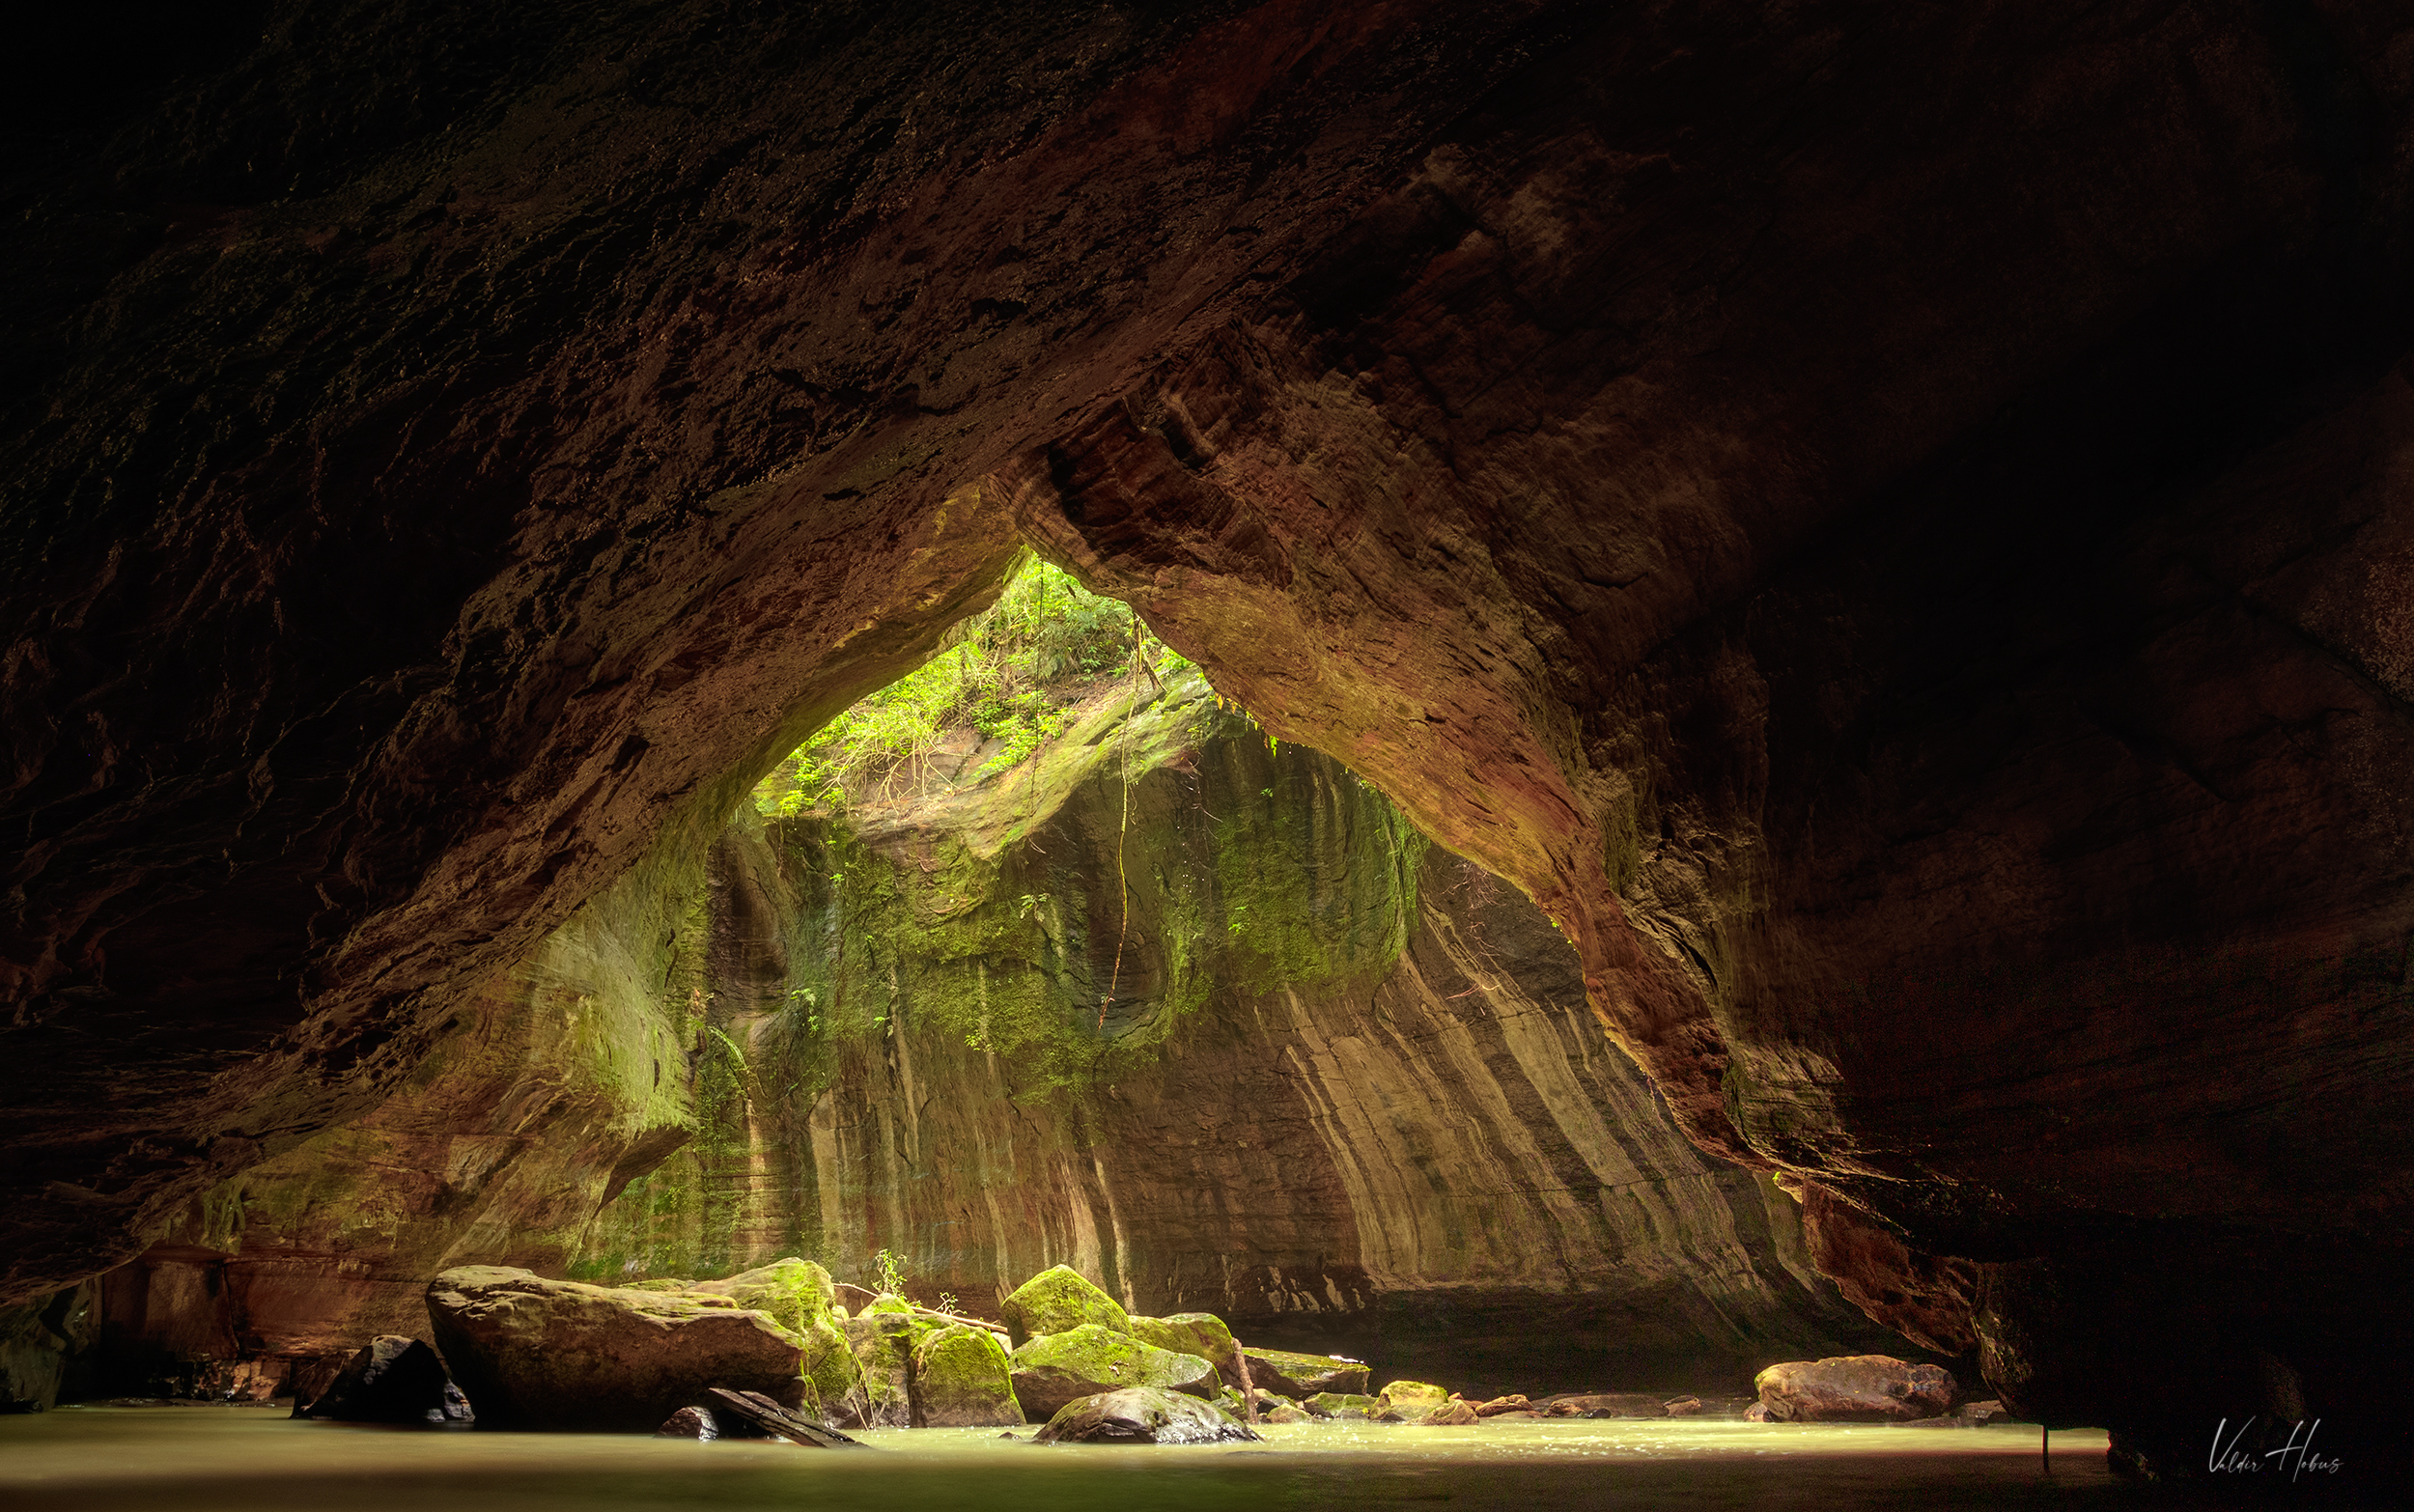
[1753,1356,1960,1423]
[1010,1325,1218,1419]
[1539,1392,1670,1418]
[1036,1387,1262,1444]
[1000,1267,1132,1347]
[425,1266,808,1432]
[655,1406,718,1439]
[302,1335,453,1423]
[1239,1347,1367,1398]
[912,1323,1022,1427]
[1125,1312,1247,1389]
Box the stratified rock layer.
[4,0,2411,1470]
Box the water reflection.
[0,1405,2363,1510]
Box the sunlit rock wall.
[585,677,1889,1389]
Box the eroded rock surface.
[424,1266,806,1432]
[3,0,2411,1468]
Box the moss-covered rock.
[691,1257,837,1336]
[1125,1311,1244,1389]
[1265,1403,1312,1424]
[425,1266,808,1432]
[1000,1265,1130,1347]
[1304,1390,1377,1418]
[842,1311,920,1427]
[1008,1324,1217,1419]
[1240,1346,1367,1398]
[912,1323,1022,1427]
[1034,1386,1261,1444]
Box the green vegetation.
[753,554,1193,815]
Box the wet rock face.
[2,0,2411,1459]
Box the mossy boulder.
[1009,1324,1218,1419]
[795,1315,866,1426]
[425,1266,808,1431]
[1304,1390,1378,1419]
[1379,1379,1450,1409]
[912,1324,1022,1427]
[1125,1311,1245,1389]
[1239,1346,1368,1398]
[691,1258,837,1336]
[842,1310,923,1427]
[999,1266,1131,1347]
[1034,1386,1261,1444]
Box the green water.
[5,1404,2310,1511]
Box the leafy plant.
[750,554,1188,815]
[873,1246,909,1296]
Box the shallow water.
[0,1406,2363,1510]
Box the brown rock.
[1754,1356,1960,1423]
[1420,1399,1481,1426]
[424,1267,809,1432]
[1663,1396,1704,1417]
[1473,1394,1530,1416]
[655,1406,717,1440]
[301,1335,453,1423]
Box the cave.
[3,0,2410,1501]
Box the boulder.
[425,1266,809,1432]
[842,1310,922,1427]
[1538,1392,1670,1418]
[792,1314,866,1426]
[655,1406,718,1439]
[1377,1380,1450,1414]
[999,1266,1131,1347]
[912,1323,1022,1427]
[301,1335,453,1423]
[1663,1395,1705,1416]
[1753,1356,1960,1423]
[1265,1404,1313,1424]
[1239,1346,1368,1398]
[1474,1394,1530,1417]
[1421,1399,1481,1426]
[689,1259,838,1336]
[1035,1386,1262,1444]
[1744,1402,1773,1423]
[1125,1312,1246,1389]
[1009,1325,1218,1419]
[1303,1391,1377,1418]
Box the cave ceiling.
[4,0,2412,1445]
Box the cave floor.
[5,1406,2371,1510]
